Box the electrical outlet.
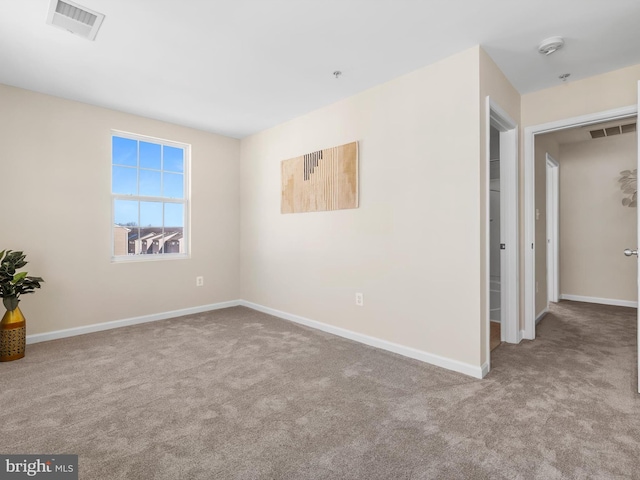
[196,276,204,287]
[355,293,364,306]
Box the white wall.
[0,84,241,335]
[240,47,485,373]
[558,134,637,303]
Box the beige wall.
[6,47,637,372]
[0,84,241,335]
[558,134,637,302]
[522,64,640,127]
[479,48,521,363]
[534,134,560,316]
[240,47,485,370]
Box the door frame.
[523,105,638,340]
[546,154,560,304]
[485,97,519,367]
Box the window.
[111,132,189,260]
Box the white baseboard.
[26,300,241,345]
[559,294,638,308]
[25,298,486,380]
[239,300,485,379]
[535,308,549,324]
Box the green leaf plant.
[0,250,44,312]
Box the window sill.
[111,253,190,264]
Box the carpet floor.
[0,301,638,479]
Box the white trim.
[26,300,240,344]
[637,81,640,394]
[110,252,189,263]
[485,97,519,354]
[560,294,638,308]
[484,98,491,364]
[546,154,560,304]
[523,105,638,341]
[535,308,549,324]
[240,300,485,379]
[26,299,487,379]
[481,362,490,378]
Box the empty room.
[1,1,639,479]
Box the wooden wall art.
[281,141,358,213]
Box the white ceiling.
[1,0,639,138]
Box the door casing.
[523,105,638,341]
[485,97,519,375]
[546,154,559,304]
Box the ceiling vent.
[590,123,636,139]
[46,0,105,41]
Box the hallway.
[487,299,638,476]
[492,300,637,394]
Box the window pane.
[164,146,184,172]
[139,169,161,197]
[164,203,183,228]
[163,172,184,198]
[140,201,163,228]
[162,232,184,254]
[114,199,138,226]
[163,203,184,254]
[140,141,161,170]
[112,137,137,166]
[112,166,137,195]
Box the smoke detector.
[46,0,105,41]
[538,36,564,56]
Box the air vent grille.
[46,0,105,41]
[590,123,636,139]
[55,1,97,26]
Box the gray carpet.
[0,301,638,479]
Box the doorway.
[524,106,639,340]
[489,125,502,350]
[485,98,519,369]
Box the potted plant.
[0,250,44,362]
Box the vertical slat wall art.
[281,141,358,213]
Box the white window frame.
[110,130,190,262]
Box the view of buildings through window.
[111,134,188,257]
